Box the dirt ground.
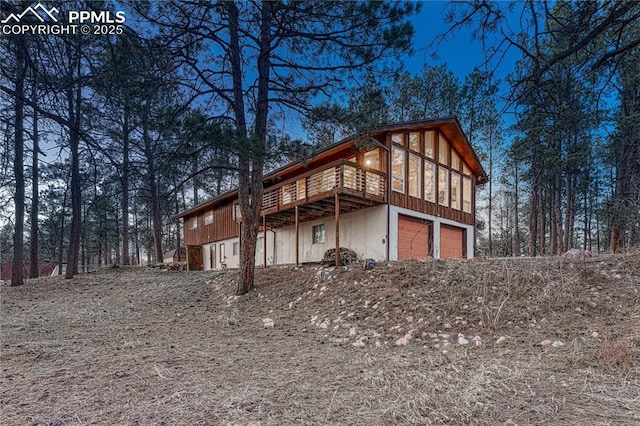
[1,255,639,425]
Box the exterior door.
[398,215,430,260]
[440,225,465,259]
[187,245,203,270]
[210,245,216,270]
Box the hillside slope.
[1,255,638,424]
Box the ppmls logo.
[1,3,59,24]
[2,3,125,36]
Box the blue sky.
[408,1,490,79]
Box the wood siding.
[183,202,238,247]
[398,215,430,260]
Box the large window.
[451,172,461,210]
[391,133,404,146]
[424,131,435,159]
[364,149,381,170]
[438,167,449,206]
[392,146,405,193]
[313,224,326,244]
[409,132,420,152]
[408,153,421,198]
[424,161,435,202]
[190,217,198,229]
[438,134,449,165]
[451,150,460,171]
[463,177,472,213]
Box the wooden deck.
[234,159,386,227]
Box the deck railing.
[234,160,386,220]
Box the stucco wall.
[272,204,387,264]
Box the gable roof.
[175,117,487,219]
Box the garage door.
[398,215,430,260]
[440,225,465,259]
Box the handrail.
[234,160,386,221]
[262,159,386,212]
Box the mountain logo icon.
[1,3,60,24]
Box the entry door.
[187,245,203,270]
[210,245,216,270]
[398,215,430,260]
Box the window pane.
[409,132,420,152]
[451,150,460,171]
[391,133,404,146]
[438,167,449,206]
[191,217,198,229]
[364,149,381,170]
[408,154,421,198]
[204,212,213,225]
[313,224,326,244]
[424,161,435,202]
[392,146,405,193]
[220,243,226,263]
[451,172,461,210]
[439,134,449,165]
[463,163,471,176]
[424,131,435,158]
[463,177,472,213]
[233,241,239,255]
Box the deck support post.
[335,194,340,266]
[263,215,267,268]
[295,205,299,266]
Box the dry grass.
[1,254,639,424]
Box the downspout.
[270,229,276,266]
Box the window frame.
[312,224,326,244]
[438,133,449,166]
[451,172,462,210]
[391,146,406,194]
[408,153,421,198]
[204,211,213,225]
[424,160,436,203]
[424,131,435,159]
[438,167,449,207]
[408,132,420,152]
[463,176,472,213]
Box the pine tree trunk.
[513,162,522,256]
[65,60,82,279]
[29,76,40,278]
[11,37,26,286]
[121,105,130,265]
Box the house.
[1,260,59,280]
[175,118,488,270]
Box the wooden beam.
[335,193,340,266]
[295,205,299,266]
